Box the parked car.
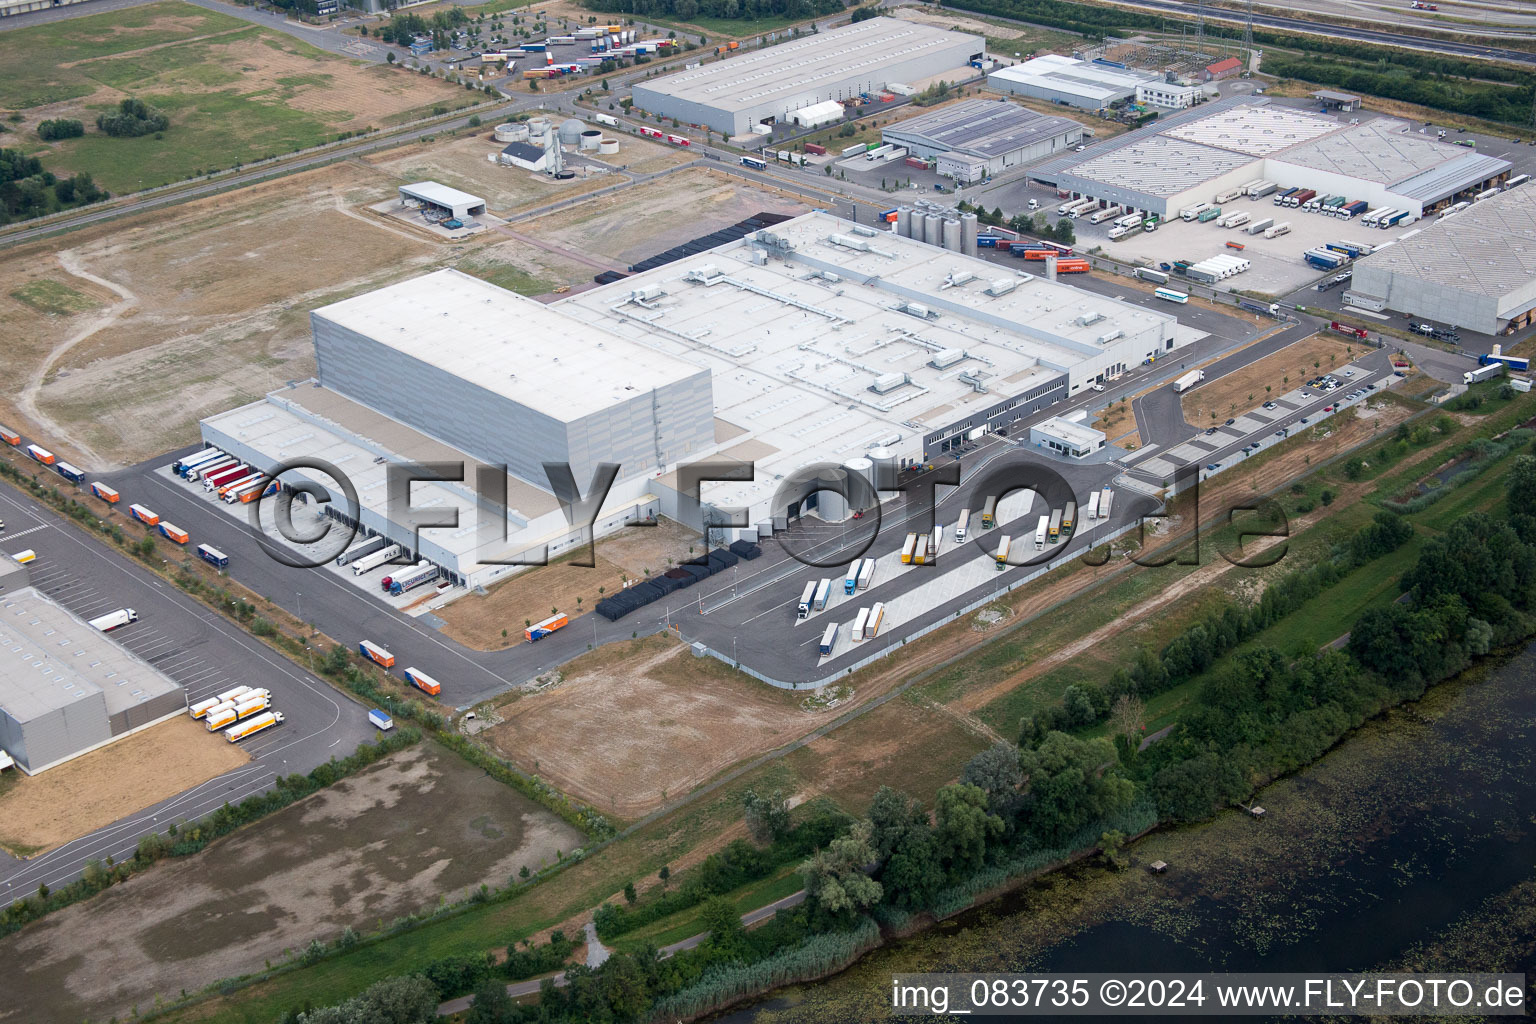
[1225,418,1236,426]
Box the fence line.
[682,519,1141,690]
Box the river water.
[714,644,1536,1022]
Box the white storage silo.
[580,129,603,151]
[494,123,529,143]
[942,216,961,252]
[896,207,912,238]
[960,211,979,256]
[924,212,942,246]
[868,446,900,494]
[843,457,876,512]
[558,118,585,144]
[598,138,619,155]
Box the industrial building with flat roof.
[397,182,485,222]
[1030,416,1106,459]
[1032,97,1511,220]
[1351,187,1536,335]
[202,212,1184,590]
[987,54,1160,110]
[0,561,185,774]
[629,18,982,136]
[880,98,1085,177]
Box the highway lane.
[0,474,374,903]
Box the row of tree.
[0,149,108,225]
[579,0,844,23]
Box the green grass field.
[0,0,473,193]
[609,866,805,954]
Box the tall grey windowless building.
[310,270,716,490]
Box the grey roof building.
[0,578,186,774]
[1352,187,1536,335]
[1031,96,1510,219]
[630,18,982,136]
[987,54,1159,110]
[881,98,1085,175]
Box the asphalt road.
[1088,0,1536,63]
[0,473,374,904]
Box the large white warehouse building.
[1352,187,1536,335]
[1033,97,1511,221]
[202,212,1186,590]
[629,18,982,136]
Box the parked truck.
[404,666,442,695]
[1034,514,1049,550]
[368,709,394,731]
[1305,248,1347,270]
[351,544,403,575]
[1214,188,1245,204]
[26,444,54,465]
[173,447,221,475]
[1100,488,1115,522]
[1264,221,1291,239]
[857,558,875,590]
[0,426,18,446]
[1198,207,1222,223]
[1245,217,1273,235]
[1220,211,1251,229]
[797,581,817,618]
[1088,205,1123,225]
[157,522,190,545]
[1173,369,1205,393]
[1464,363,1505,385]
[1239,299,1281,316]
[197,543,229,569]
[525,614,568,642]
[337,536,386,567]
[818,623,838,656]
[1180,202,1211,221]
[226,711,283,743]
[1248,181,1278,199]
[389,563,439,595]
[994,535,1011,569]
[358,640,395,667]
[844,559,862,595]
[1342,200,1369,218]
[55,461,85,484]
[89,608,139,632]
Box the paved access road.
[0,475,374,904]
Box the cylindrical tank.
[527,117,551,140]
[812,470,850,522]
[867,446,900,494]
[842,457,876,513]
[896,206,911,238]
[942,216,961,252]
[960,211,979,256]
[924,212,941,246]
[580,129,602,151]
[493,123,528,143]
[598,138,619,155]
[558,118,585,144]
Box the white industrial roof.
[988,54,1157,104]
[1161,104,1338,156]
[0,588,183,723]
[1034,415,1104,449]
[311,269,707,423]
[637,18,980,112]
[398,181,484,208]
[1271,119,1511,190]
[554,211,1176,506]
[1357,187,1536,301]
[1066,135,1253,196]
[883,98,1083,160]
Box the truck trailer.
[844,559,862,595]
[26,444,54,465]
[404,667,442,695]
[818,623,838,655]
[157,522,190,545]
[226,711,284,743]
[813,578,832,610]
[1034,515,1049,550]
[337,536,386,567]
[389,563,439,595]
[995,535,1011,568]
[797,581,817,618]
[88,608,138,632]
[1264,221,1291,239]
[369,709,394,731]
[1464,363,1505,385]
[1173,369,1205,392]
[0,426,18,446]
[351,544,403,575]
[197,543,229,568]
[359,640,395,667]
[525,614,568,642]
[173,447,221,475]
[857,559,875,590]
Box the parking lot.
[0,477,374,903]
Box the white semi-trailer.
[1173,370,1205,392]
[351,544,403,575]
[89,608,138,632]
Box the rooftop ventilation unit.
[1075,310,1105,327]
[850,225,879,237]
[1096,328,1124,345]
[958,371,989,394]
[942,270,974,289]
[901,302,932,319]
[827,234,872,252]
[870,372,909,394]
[750,249,768,266]
[631,284,666,301]
[681,267,722,286]
[929,348,966,370]
[985,278,1017,297]
[817,270,842,284]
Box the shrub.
[96,98,170,138]
[37,119,84,141]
